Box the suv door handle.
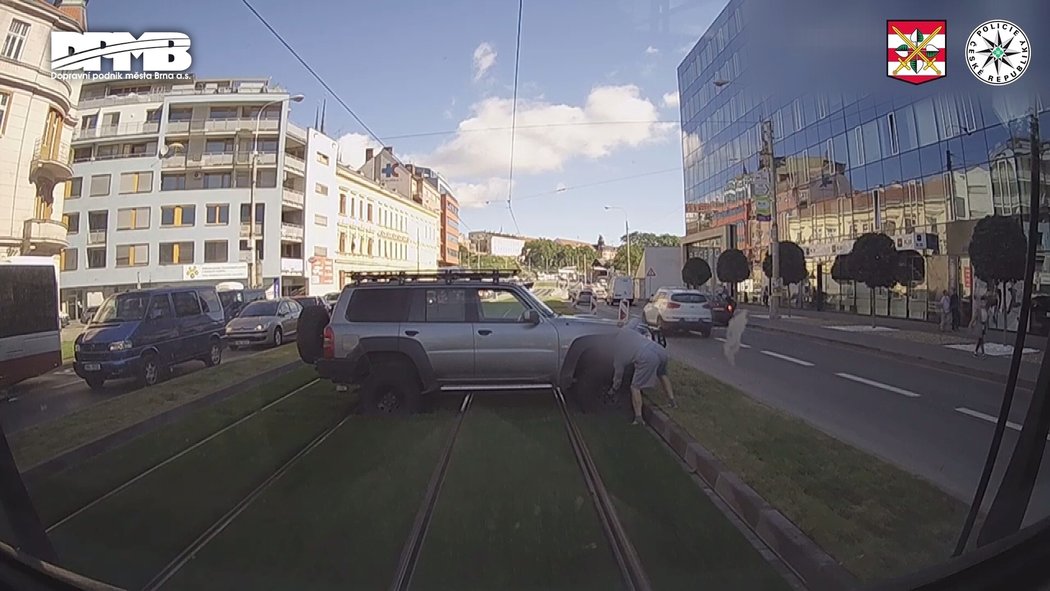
[404,330,419,336]
[477,329,492,336]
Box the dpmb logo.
[887,20,946,85]
[50,32,192,80]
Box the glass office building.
[678,0,1049,322]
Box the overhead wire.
[485,167,681,205]
[505,0,525,235]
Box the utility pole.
[763,119,780,320]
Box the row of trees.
[612,232,681,275]
[519,239,599,272]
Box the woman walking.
[974,293,990,357]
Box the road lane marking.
[760,350,814,366]
[714,337,751,349]
[835,373,921,398]
[955,407,1050,441]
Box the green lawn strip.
[575,415,792,590]
[412,397,625,591]
[61,340,75,363]
[10,346,299,470]
[47,382,351,590]
[546,299,575,315]
[28,367,317,527]
[163,412,456,591]
[647,361,967,582]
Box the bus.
[0,256,62,389]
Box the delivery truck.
[633,247,686,302]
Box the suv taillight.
[322,325,334,359]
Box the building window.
[146,109,161,123]
[62,212,79,234]
[367,203,373,222]
[339,232,347,253]
[314,214,328,227]
[1,19,30,61]
[116,207,150,230]
[240,203,264,223]
[339,193,347,215]
[66,177,83,199]
[60,248,78,271]
[168,107,192,122]
[314,246,328,257]
[256,169,277,188]
[0,92,10,135]
[90,174,112,197]
[72,147,92,163]
[204,240,228,263]
[159,242,194,265]
[86,247,106,268]
[315,183,329,196]
[88,211,108,234]
[161,173,187,191]
[119,171,153,194]
[206,204,229,225]
[204,172,233,189]
[96,144,120,160]
[161,205,195,227]
[116,244,149,267]
[208,106,239,120]
[316,152,330,165]
[886,113,900,156]
[205,139,234,154]
[101,112,120,129]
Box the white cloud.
[336,132,381,169]
[662,91,680,109]
[422,84,674,179]
[644,45,660,55]
[472,42,497,82]
[452,178,513,208]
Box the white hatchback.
[642,288,714,337]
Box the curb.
[20,360,303,484]
[748,321,1038,390]
[642,402,859,591]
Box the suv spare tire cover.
[297,306,330,363]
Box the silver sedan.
[224,298,302,348]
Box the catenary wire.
[505,0,525,234]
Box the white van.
[606,276,634,306]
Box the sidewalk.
[739,304,1043,387]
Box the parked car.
[642,288,713,336]
[73,287,225,390]
[217,288,267,322]
[709,293,736,326]
[81,305,98,324]
[291,295,327,311]
[605,276,634,306]
[225,298,303,349]
[58,309,70,328]
[575,290,596,310]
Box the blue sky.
[87,0,727,245]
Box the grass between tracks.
[10,345,299,470]
[163,410,456,591]
[46,381,351,591]
[545,297,967,582]
[575,416,791,590]
[27,366,318,526]
[412,397,625,591]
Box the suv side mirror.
[523,309,541,325]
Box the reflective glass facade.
[678,0,1050,322]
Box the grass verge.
[412,396,624,591]
[10,346,299,470]
[576,415,791,590]
[647,361,968,583]
[61,340,75,363]
[28,366,318,526]
[164,410,456,591]
[47,381,352,590]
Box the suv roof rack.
[348,269,522,286]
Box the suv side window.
[197,289,223,321]
[172,291,202,317]
[477,288,529,322]
[424,288,469,322]
[147,294,173,320]
[346,288,410,322]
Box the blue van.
[74,286,225,390]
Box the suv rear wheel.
[360,362,422,416]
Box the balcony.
[284,154,305,176]
[282,188,305,208]
[29,138,73,185]
[239,222,263,238]
[201,153,235,166]
[21,219,68,256]
[77,84,289,109]
[161,154,187,169]
[204,118,280,133]
[280,257,305,275]
[87,230,107,245]
[286,122,307,142]
[74,122,161,141]
[280,223,304,241]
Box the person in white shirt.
[939,290,952,331]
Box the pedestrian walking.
[762,285,770,306]
[939,290,952,331]
[950,289,961,331]
[610,317,677,425]
[974,293,990,357]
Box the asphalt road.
[589,303,1050,525]
[0,345,269,435]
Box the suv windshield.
[93,293,150,323]
[238,301,277,317]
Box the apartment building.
[0,0,86,260]
[360,147,442,213]
[59,78,311,312]
[410,165,460,267]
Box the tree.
[761,241,807,285]
[969,215,1027,341]
[612,232,680,275]
[716,248,750,286]
[681,258,712,289]
[849,233,898,326]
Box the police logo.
[967,20,1030,85]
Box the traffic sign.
[646,267,656,277]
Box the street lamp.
[249,94,304,289]
[604,206,630,277]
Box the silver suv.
[297,272,633,415]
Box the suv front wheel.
[360,362,422,415]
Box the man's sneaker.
[669,400,679,409]
[631,417,643,426]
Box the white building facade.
[59,78,313,312]
[0,0,85,261]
